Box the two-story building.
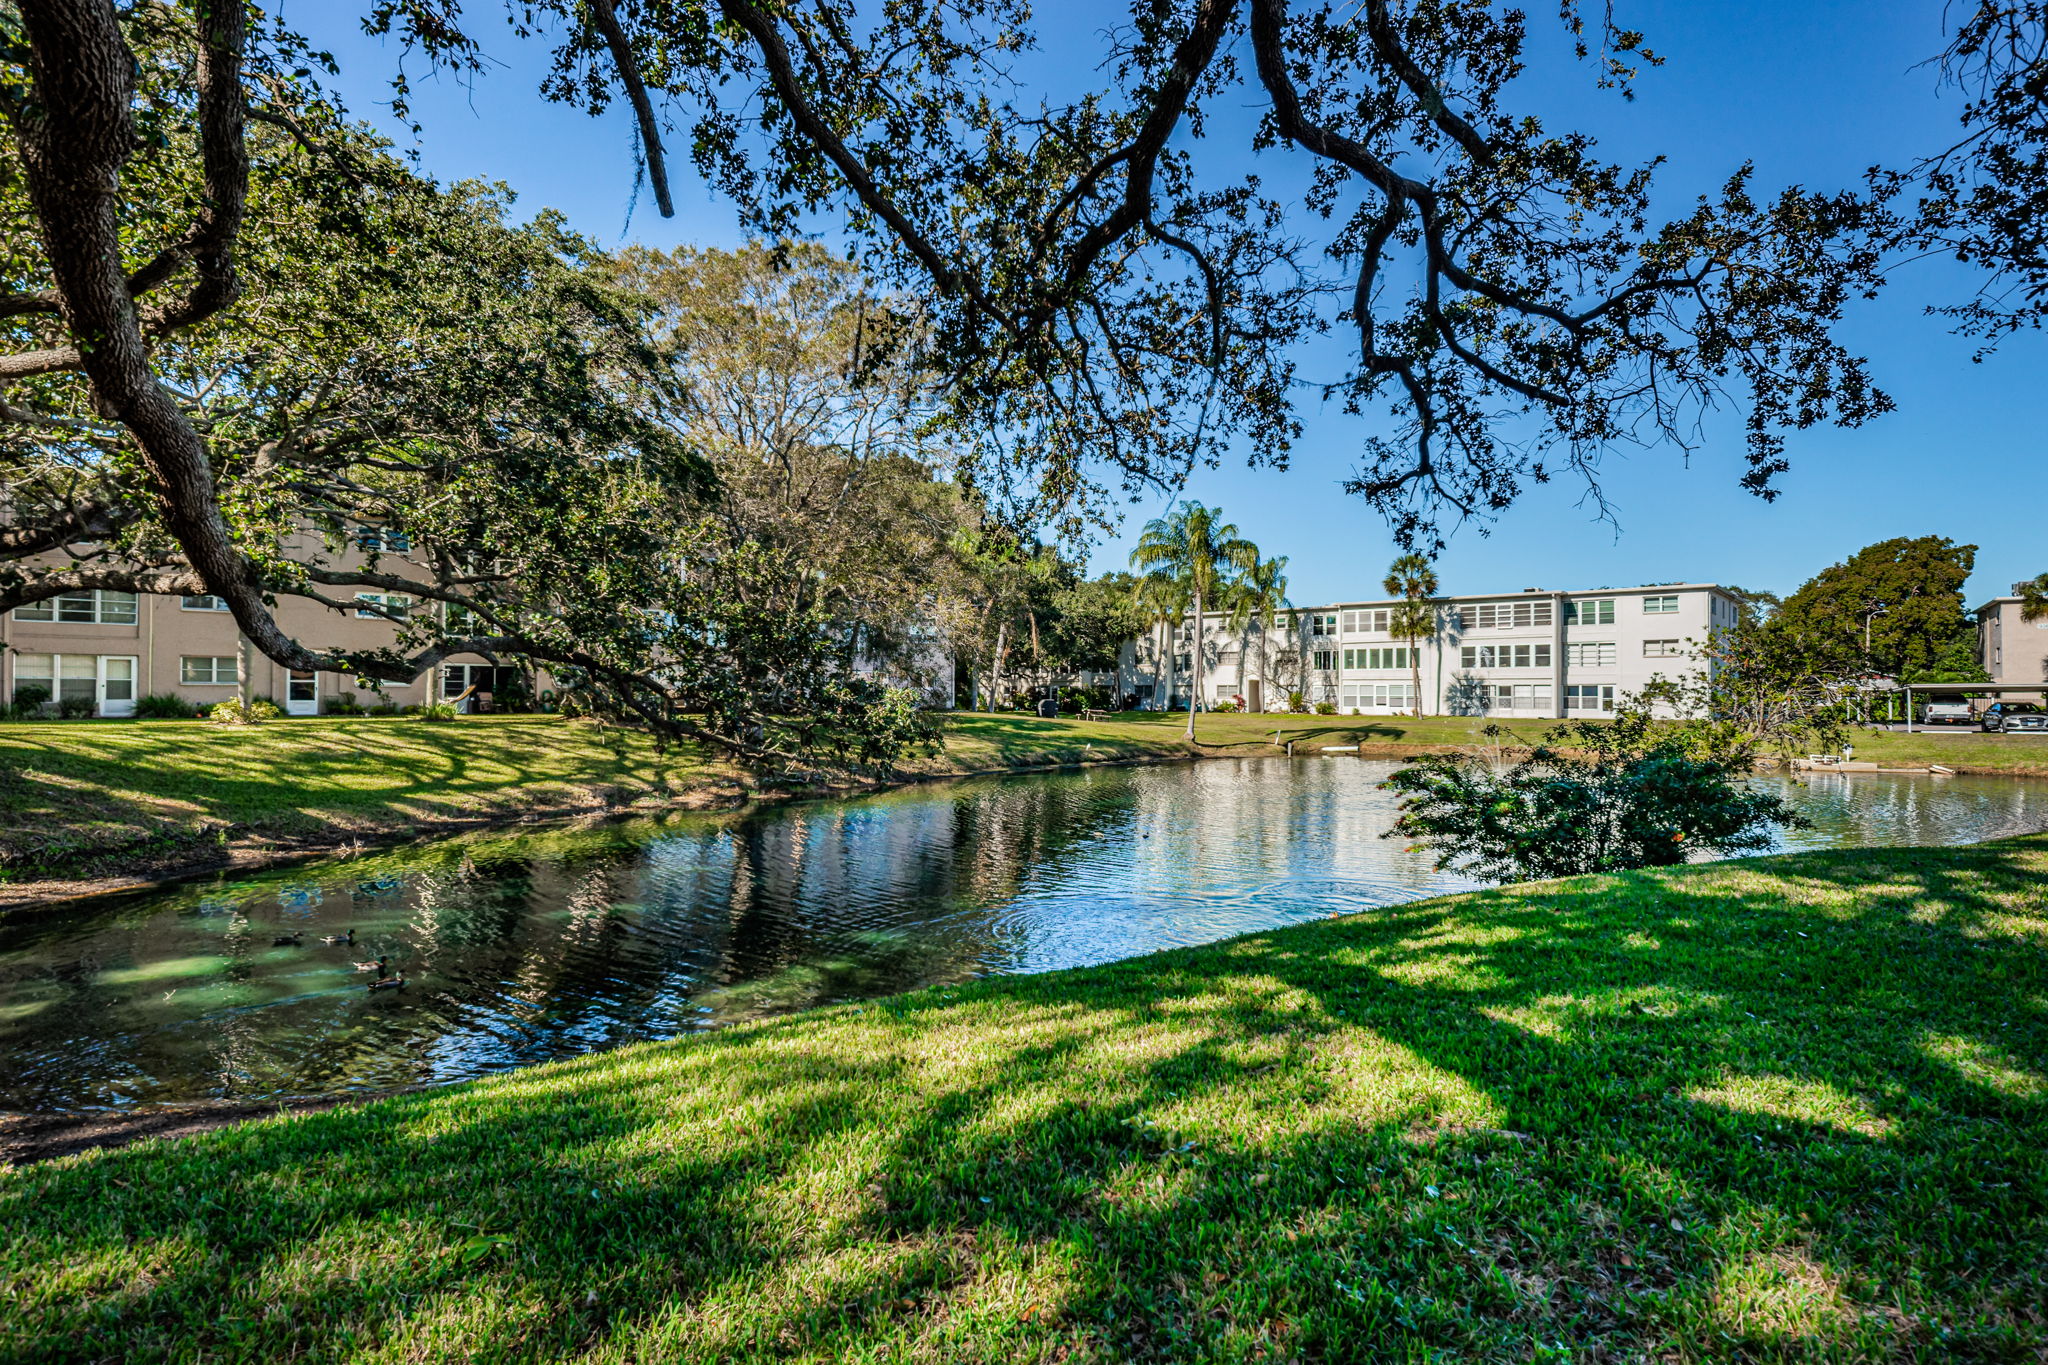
[3,531,527,716]
[1976,585,2048,686]
[1125,581,1741,717]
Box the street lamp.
[1858,601,1890,724]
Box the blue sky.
[282,0,2044,608]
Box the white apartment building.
[1123,582,1743,718]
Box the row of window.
[1461,643,1553,670]
[17,589,422,623]
[1305,594,1680,638]
[1339,683,1414,711]
[1342,647,1412,670]
[1567,641,1616,667]
[12,653,135,707]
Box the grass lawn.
[4,835,2044,1361]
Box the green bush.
[56,695,96,719]
[12,682,51,714]
[205,697,283,725]
[1212,699,1239,714]
[135,693,199,719]
[1312,700,1337,715]
[1386,711,1806,881]
[1287,690,1308,713]
[412,700,461,722]
[323,693,362,715]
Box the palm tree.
[2022,573,2048,624]
[1130,504,1260,739]
[1227,555,1291,711]
[1383,552,1439,719]
[1132,568,1189,716]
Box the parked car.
[1919,699,1975,726]
[1979,701,2048,734]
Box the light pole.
[1857,601,1890,725]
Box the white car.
[1918,700,1974,726]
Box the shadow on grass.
[4,837,2045,1361]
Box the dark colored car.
[1979,701,2048,734]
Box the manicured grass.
[0,716,729,876]
[5,836,2044,1361]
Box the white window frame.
[1566,684,1615,712]
[13,588,139,626]
[1567,641,1616,667]
[353,592,412,620]
[11,652,139,715]
[1643,594,1680,614]
[181,655,241,685]
[1643,639,1683,658]
[1568,599,1616,625]
[180,595,230,612]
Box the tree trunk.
[1186,593,1202,741]
[992,619,1009,709]
[1409,626,1423,718]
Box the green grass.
[5,836,2044,1361]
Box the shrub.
[12,683,51,714]
[1385,711,1806,882]
[57,695,96,719]
[323,693,362,715]
[411,700,461,722]
[367,701,404,717]
[205,697,283,725]
[1212,699,1239,713]
[1312,700,1337,715]
[135,693,198,719]
[1286,690,1308,713]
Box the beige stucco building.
[1977,587,2048,686]
[4,566,524,717]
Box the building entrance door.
[285,670,319,715]
[1247,678,1263,712]
[98,656,137,717]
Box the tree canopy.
[1766,536,1986,683]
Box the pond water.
[3,759,2044,1112]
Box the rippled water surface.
[4,759,2043,1111]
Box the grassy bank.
[5,835,2044,1361]
[4,710,2044,896]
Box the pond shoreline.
[4,726,2036,915]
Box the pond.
[3,759,2044,1112]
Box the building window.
[1566,641,1616,667]
[1340,682,1413,712]
[1567,598,1615,625]
[1309,614,1338,637]
[1566,684,1615,711]
[354,526,413,554]
[353,593,412,619]
[1312,649,1337,671]
[1471,600,1553,629]
[12,653,133,712]
[181,655,240,685]
[1341,608,1392,634]
[1489,683,1552,710]
[1643,639,1683,657]
[13,589,138,625]
[1342,646,1412,670]
[180,595,230,612]
[1460,643,1552,669]
[1643,594,1680,614]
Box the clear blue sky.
[281,0,2044,608]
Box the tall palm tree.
[1130,504,1260,739]
[1132,568,1189,716]
[1226,555,1291,711]
[1383,552,1439,719]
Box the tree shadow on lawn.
[4,838,2045,1362]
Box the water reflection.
[2,759,2042,1111]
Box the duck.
[320,929,356,946]
[367,973,406,992]
[352,956,389,974]
[271,931,305,946]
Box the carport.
[1899,682,2048,733]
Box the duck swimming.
[352,956,389,974]
[367,973,406,992]
[271,931,305,946]
[320,929,356,946]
